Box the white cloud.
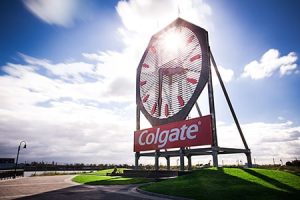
[242,49,298,79]
[23,0,84,27]
[116,0,213,34]
[217,120,300,164]
[218,66,234,83]
[0,54,136,163]
[0,53,299,164]
[212,65,234,85]
[277,116,285,121]
[20,54,99,83]
[82,52,103,62]
[1,54,135,107]
[0,0,215,164]
[1,0,298,165]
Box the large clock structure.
[137,18,209,126]
[134,18,252,171]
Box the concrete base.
[123,170,191,178]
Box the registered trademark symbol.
[198,121,202,125]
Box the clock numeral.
[143,94,150,103]
[177,96,184,107]
[140,80,147,86]
[151,103,157,115]
[142,63,149,68]
[190,54,201,62]
[165,104,169,117]
[187,35,195,44]
[187,78,198,84]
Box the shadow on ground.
[241,168,298,192]
[141,168,300,200]
[74,175,153,185]
[16,184,149,200]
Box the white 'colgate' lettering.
[138,122,200,148]
[138,130,147,145]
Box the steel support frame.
[139,147,250,157]
[166,156,170,170]
[135,106,140,170]
[209,49,252,167]
[207,47,218,167]
[135,48,252,170]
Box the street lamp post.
[14,140,26,179]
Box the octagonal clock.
[136,18,210,126]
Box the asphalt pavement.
[0,175,175,200]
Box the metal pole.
[14,141,26,178]
[195,101,202,117]
[135,106,140,170]
[166,156,170,170]
[155,150,159,170]
[246,152,252,167]
[210,51,250,150]
[212,147,218,167]
[14,145,21,179]
[180,147,185,171]
[187,155,192,171]
[135,152,140,169]
[136,105,140,130]
[210,50,252,167]
[207,47,218,167]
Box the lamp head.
[20,140,26,148]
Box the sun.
[161,29,185,56]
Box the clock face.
[136,18,209,126]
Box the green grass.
[93,168,128,175]
[72,168,152,185]
[31,171,81,176]
[140,168,300,200]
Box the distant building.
[0,158,15,169]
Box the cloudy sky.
[0,0,299,165]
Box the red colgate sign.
[134,115,212,152]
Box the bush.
[286,160,300,167]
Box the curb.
[136,186,192,200]
[64,175,81,185]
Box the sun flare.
[161,30,185,55]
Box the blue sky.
[0,0,122,66]
[0,0,299,165]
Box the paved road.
[0,175,173,200]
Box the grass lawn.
[140,168,300,200]
[72,168,152,185]
[93,168,128,175]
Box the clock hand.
[162,84,172,117]
[157,57,180,69]
[158,41,200,74]
[183,68,200,73]
[158,69,163,117]
[161,67,186,76]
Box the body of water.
[24,170,93,177]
